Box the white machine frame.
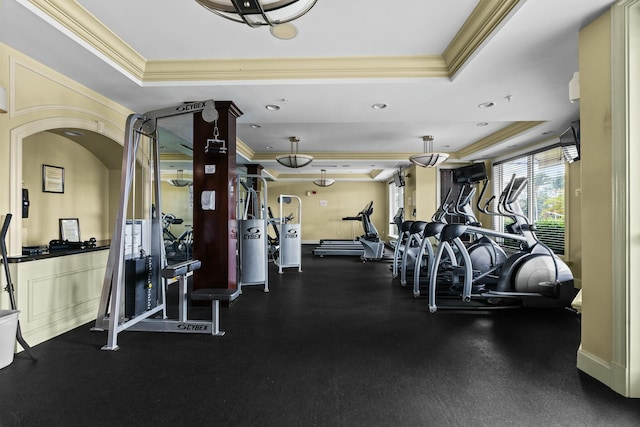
[236,174,269,292]
[274,194,302,274]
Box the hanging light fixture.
[313,169,335,187]
[276,137,313,168]
[194,0,317,28]
[167,169,193,187]
[409,135,449,167]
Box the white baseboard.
[577,345,614,389]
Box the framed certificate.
[59,218,80,242]
[43,164,65,193]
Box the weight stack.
[125,256,159,317]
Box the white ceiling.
[0,0,614,180]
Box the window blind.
[492,147,565,255]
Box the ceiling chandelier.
[276,137,313,168]
[167,169,193,187]
[313,169,335,187]
[409,135,449,167]
[194,0,318,28]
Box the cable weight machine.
[92,100,233,351]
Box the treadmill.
[313,202,377,257]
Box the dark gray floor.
[1,246,639,426]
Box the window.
[492,147,566,255]
[388,182,404,236]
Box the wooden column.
[192,101,243,290]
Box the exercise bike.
[162,213,193,261]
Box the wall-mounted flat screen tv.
[560,120,580,163]
[453,163,487,184]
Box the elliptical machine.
[398,188,453,286]
[427,175,575,313]
[410,184,507,298]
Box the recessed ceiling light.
[250,124,262,129]
[371,103,388,110]
[265,104,281,111]
[265,145,274,149]
[478,102,495,108]
[63,130,84,137]
[476,122,489,127]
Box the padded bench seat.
[162,260,202,279]
[191,288,240,302]
[191,288,241,336]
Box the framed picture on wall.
[42,164,64,193]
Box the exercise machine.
[427,175,575,312]
[357,201,386,261]
[236,174,269,292]
[266,207,292,263]
[312,201,385,260]
[273,194,303,274]
[397,187,454,287]
[312,208,366,257]
[412,183,507,297]
[162,213,193,261]
[391,219,413,278]
[93,100,240,350]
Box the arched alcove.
[9,118,124,255]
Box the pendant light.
[194,0,317,28]
[409,135,449,167]
[276,137,313,168]
[313,169,335,187]
[167,169,193,187]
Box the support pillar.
[192,101,243,290]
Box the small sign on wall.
[42,164,64,193]
[319,200,328,207]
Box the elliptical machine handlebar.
[433,187,453,222]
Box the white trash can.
[0,310,19,369]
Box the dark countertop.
[7,240,111,263]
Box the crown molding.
[144,55,448,82]
[443,0,523,78]
[454,121,544,159]
[24,0,515,84]
[24,0,146,80]
[159,153,191,161]
[236,138,255,161]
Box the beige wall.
[22,132,111,245]
[403,165,417,220]
[414,165,438,220]
[577,1,640,397]
[266,180,387,242]
[160,181,194,237]
[0,42,131,256]
[578,9,613,365]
